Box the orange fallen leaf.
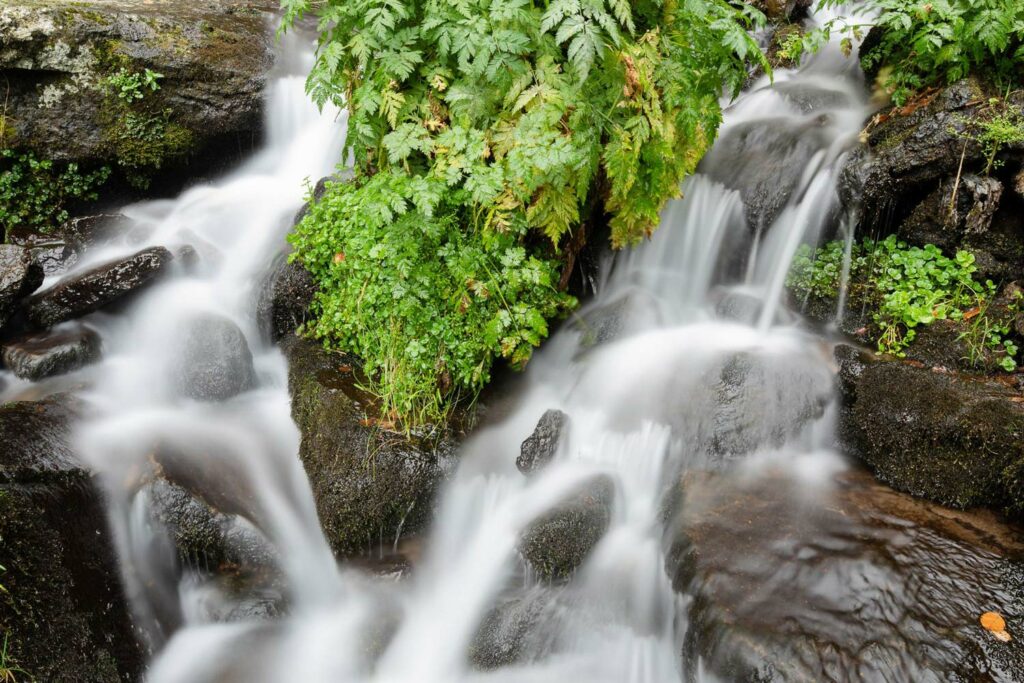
[963,306,982,321]
[981,612,1011,641]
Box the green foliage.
[0,150,110,235]
[291,173,575,427]
[280,0,773,426]
[957,99,1024,175]
[0,632,29,683]
[788,236,1019,369]
[105,67,163,102]
[801,1,1024,105]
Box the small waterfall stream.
[7,6,1020,682]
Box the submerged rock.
[0,398,142,682]
[0,244,44,329]
[283,335,459,556]
[469,587,556,670]
[667,467,1024,682]
[255,255,317,343]
[836,347,1024,513]
[518,474,614,582]
[25,246,174,328]
[517,409,568,475]
[1,324,102,381]
[0,0,276,172]
[172,313,255,402]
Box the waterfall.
[31,10,870,683]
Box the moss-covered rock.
[0,397,142,682]
[0,0,276,179]
[282,335,459,557]
[835,345,1024,513]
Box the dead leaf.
[963,306,982,321]
[981,612,1011,641]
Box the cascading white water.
[13,9,872,682]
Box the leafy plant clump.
[0,150,111,237]
[105,67,163,102]
[282,0,772,427]
[958,99,1024,175]
[788,236,1018,369]
[799,0,1024,106]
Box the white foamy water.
[9,12,870,683]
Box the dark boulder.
[517,409,568,475]
[283,335,459,556]
[835,346,1024,513]
[25,246,173,328]
[518,474,614,582]
[666,467,1024,682]
[0,398,142,682]
[0,244,44,328]
[469,587,555,670]
[2,325,102,381]
[4,228,78,277]
[839,79,996,223]
[256,255,317,343]
[171,313,255,402]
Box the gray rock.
[2,325,101,381]
[518,474,614,582]
[172,313,255,402]
[0,1,276,171]
[283,335,459,557]
[517,409,568,475]
[0,244,44,328]
[469,587,554,670]
[26,246,173,328]
[256,255,317,343]
[5,228,79,277]
[0,397,143,682]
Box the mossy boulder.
[0,397,142,682]
[835,344,1024,513]
[0,0,276,179]
[282,335,459,557]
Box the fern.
[280,0,769,425]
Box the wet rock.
[667,467,1024,682]
[60,214,130,251]
[744,0,811,21]
[5,229,79,277]
[172,313,255,402]
[0,244,44,328]
[1,325,102,381]
[145,477,277,570]
[469,587,554,670]
[25,246,174,328]
[0,398,142,682]
[840,79,994,222]
[255,255,317,343]
[701,116,835,229]
[517,409,568,475]
[518,474,614,582]
[0,1,276,172]
[283,335,459,556]
[836,349,1024,513]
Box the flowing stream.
[8,7,1024,683]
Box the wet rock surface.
[256,255,317,343]
[0,397,142,682]
[519,474,614,582]
[0,0,276,170]
[25,246,174,328]
[667,466,1024,683]
[283,335,459,557]
[470,586,557,670]
[0,244,44,328]
[835,345,1024,514]
[2,324,101,380]
[171,313,255,402]
[517,409,568,475]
